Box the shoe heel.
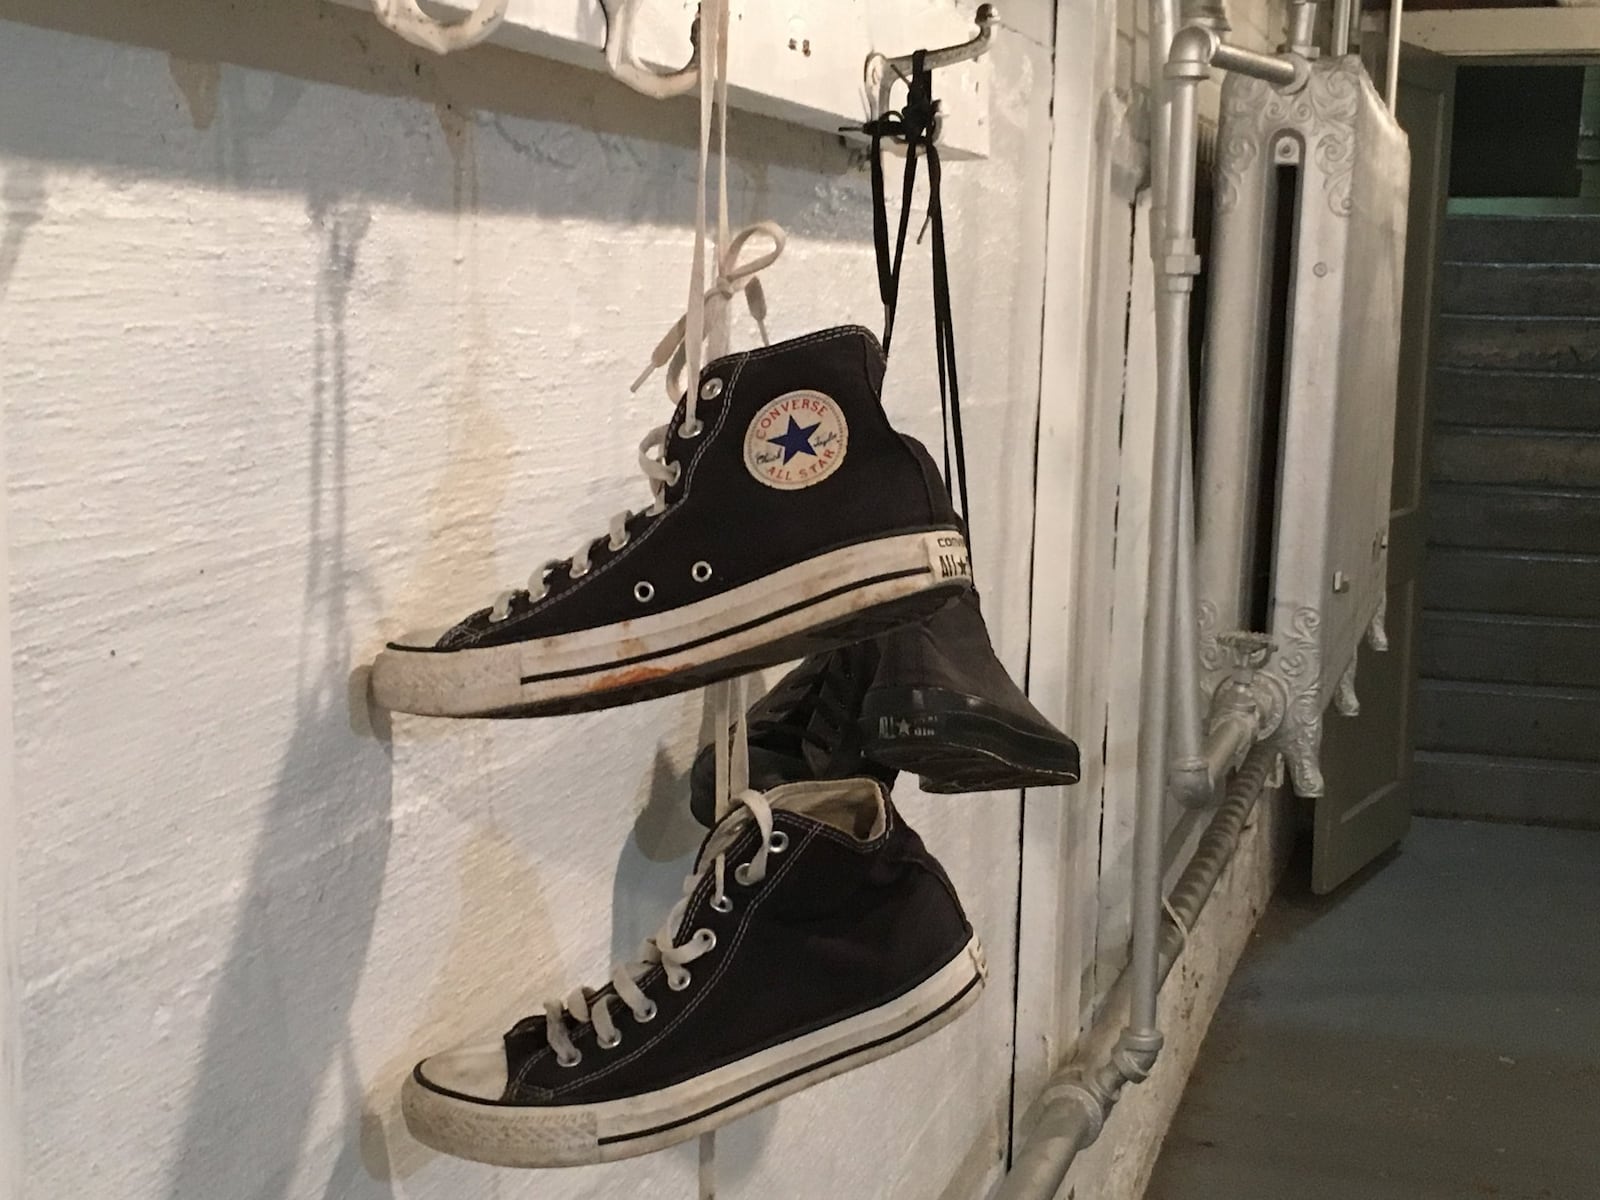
[859,686,1082,792]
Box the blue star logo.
[767,416,821,464]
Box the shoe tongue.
[800,737,832,777]
[767,778,887,840]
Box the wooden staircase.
[1416,213,1600,827]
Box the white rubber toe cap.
[415,1039,510,1102]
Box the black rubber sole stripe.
[596,970,983,1147]
[517,565,934,686]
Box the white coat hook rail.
[601,0,701,99]
[328,0,994,157]
[371,0,509,54]
[865,3,1000,139]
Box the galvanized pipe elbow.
[1166,25,1220,79]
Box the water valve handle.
[1217,631,1275,672]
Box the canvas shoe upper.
[371,326,973,718]
[401,777,985,1168]
[686,640,897,826]
[859,588,1081,792]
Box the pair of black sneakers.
[372,326,1079,804]
[373,326,1077,1168]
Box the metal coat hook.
[371,0,509,54]
[865,3,999,136]
[601,0,701,99]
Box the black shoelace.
[850,50,972,545]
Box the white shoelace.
[488,0,786,624]
[542,790,779,1066]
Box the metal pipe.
[1204,711,1256,789]
[994,746,1279,1200]
[1286,0,1318,56]
[1384,0,1402,112]
[991,22,1306,1200]
[1331,0,1351,56]
[1129,31,1209,1039]
[1148,0,1180,251]
[1169,387,1212,810]
[1212,40,1302,86]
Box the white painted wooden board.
[1401,8,1600,57]
[331,0,994,157]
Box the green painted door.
[1313,46,1456,894]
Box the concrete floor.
[1146,816,1600,1200]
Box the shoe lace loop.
[543,791,776,1065]
[631,221,787,414]
[487,225,785,623]
[490,0,784,623]
[488,422,674,620]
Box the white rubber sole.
[371,528,972,717]
[401,935,987,1168]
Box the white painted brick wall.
[0,0,1304,1194]
[0,2,1056,1197]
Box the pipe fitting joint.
[1181,0,1232,33]
[1281,52,1313,93]
[1170,756,1214,809]
[1111,1027,1165,1083]
[1162,242,1203,277]
[1037,1077,1112,1145]
[1165,26,1218,78]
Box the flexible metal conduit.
[994,746,1278,1200]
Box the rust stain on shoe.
[590,664,673,692]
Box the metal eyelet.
[609,530,631,552]
[700,377,724,401]
[569,561,591,580]
[598,1031,622,1050]
[734,862,760,887]
[668,461,683,486]
[557,1050,582,1068]
[634,581,655,603]
[696,928,717,952]
[667,970,692,993]
[679,417,704,440]
[635,1001,658,1024]
[769,830,789,854]
[691,561,713,583]
[710,894,734,913]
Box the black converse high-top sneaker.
[371,327,973,718]
[401,778,985,1168]
[686,641,896,827]
[859,589,1080,792]
[687,590,1079,824]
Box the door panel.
[1313,45,1455,894]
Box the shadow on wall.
[0,2,898,1191]
[0,0,857,230]
[165,202,397,1200]
[0,165,44,302]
